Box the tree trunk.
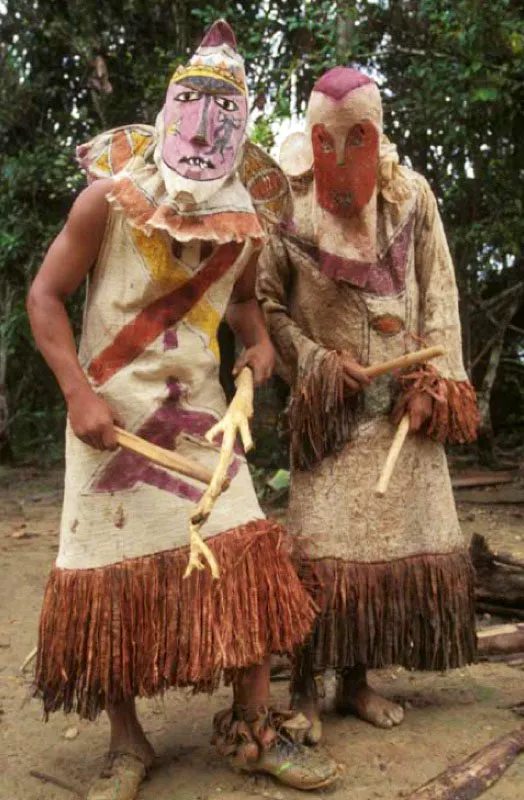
[406,727,524,799]
[476,290,523,465]
[172,0,190,55]
[470,533,524,614]
[0,289,12,463]
[477,624,524,658]
[336,7,353,61]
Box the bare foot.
[338,684,404,728]
[335,668,404,729]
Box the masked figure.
[28,22,339,799]
[258,67,479,742]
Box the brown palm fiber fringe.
[34,521,317,720]
[296,551,476,675]
[392,365,480,444]
[290,350,360,471]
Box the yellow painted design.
[131,228,220,361]
[170,65,245,95]
[130,131,151,156]
[94,152,110,174]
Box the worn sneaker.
[213,706,339,790]
[240,735,340,789]
[86,753,146,800]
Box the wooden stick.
[477,624,524,658]
[29,770,83,798]
[362,345,446,378]
[114,426,214,486]
[476,602,524,621]
[185,367,254,580]
[20,645,37,673]
[372,346,446,497]
[405,726,524,799]
[375,414,410,495]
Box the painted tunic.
[59,210,263,570]
[34,129,315,718]
[258,167,477,672]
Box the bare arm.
[27,178,120,449]
[225,253,275,385]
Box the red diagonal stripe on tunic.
[88,241,243,386]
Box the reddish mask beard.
[312,120,379,218]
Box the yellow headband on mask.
[170,64,246,96]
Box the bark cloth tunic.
[258,155,479,674]
[34,128,316,719]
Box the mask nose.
[190,96,212,146]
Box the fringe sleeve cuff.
[289,350,359,470]
[392,364,480,444]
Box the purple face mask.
[162,83,248,182]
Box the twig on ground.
[29,769,83,797]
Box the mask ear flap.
[279,131,313,178]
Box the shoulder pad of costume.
[239,140,293,230]
[76,125,157,182]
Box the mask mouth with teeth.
[179,155,215,171]
[154,20,249,207]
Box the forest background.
[1,0,523,474]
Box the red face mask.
[312,120,379,218]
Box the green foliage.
[0,0,201,460]
[0,0,523,461]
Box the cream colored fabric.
[259,170,467,384]
[58,209,263,570]
[288,417,462,562]
[258,167,468,563]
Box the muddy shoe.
[86,752,147,800]
[213,706,339,791]
[242,736,340,790]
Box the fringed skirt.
[289,416,477,673]
[34,521,317,719]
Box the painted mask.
[162,73,247,183]
[154,19,248,207]
[307,67,382,218]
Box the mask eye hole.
[314,127,335,153]
[348,124,365,147]
[175,90,201,102]
[214,96,238,112]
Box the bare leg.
[107,699,156,766]
[233,657,271,710]
[289,647,322,745]
[86,700,155,800]
[335,664,404,729]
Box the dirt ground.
[1,466,523,800]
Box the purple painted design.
[200,19,237,50]
[163,329,179,350]
[283,214,415,296]
[93,379,242,500]
[319,252,372,287]
[313,67,373,101]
